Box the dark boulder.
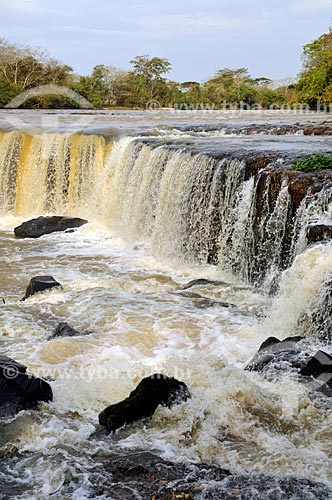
[300,350,332,378]
[48,322,91,340]
[14,216,88,239]
[307,224,332,244]
[86,451,332,500]
[0,356,53,417]
[22,276,62,301]
[99,374,190,432]
[257,336,305,352]
[299,351,332,396]
[245,336,306,372]
[246,337,332,396]
[257,336,280,351]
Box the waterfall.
[1,130,332,291]
[0,131,107,218]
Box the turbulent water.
[1,110,332,499]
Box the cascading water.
[0,129,330,288]
[0,131,107,217]
[1,112,332,499]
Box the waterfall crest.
[1,130,332,290]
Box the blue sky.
[0,0,331,83]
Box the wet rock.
[246,337,332,396]
[258,336,305,352]
[300,350,332,378]
[299,351,332,396]
[307,224,332,244]
[89,451,332,500]
[48,322,85,340]
[182,278,228,290]
[14,216,88,239]
[177,291,235,309]
[53,322,82,338]
[99,374,190,432]
[288,171,332,209]
[303,123,332,136]
[246,336,307,372]
[0,356,53,417]
[257,336,280,351]
[22,276,62,301]
[311,282,332,341]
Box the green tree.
[296,27,332,107]
[204,68,258,107]
[90,65,129,107]
[70,75,101,107]
[129,55,171,107]
[70,66,131,108]
[0,38,71,90]
[0,38,73,107]
[0,79,17,106]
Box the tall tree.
[0,38,47,89]
[204,68,258,106]
[296,27,332,107]
[0,38,73,108]
[90,65,128,107]
[129,55,171,107]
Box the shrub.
[294,154,332,171]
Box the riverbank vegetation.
[0,26,331,110]
[295,155,332,171]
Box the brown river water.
[1,110,332,499]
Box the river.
[1,110,332,499]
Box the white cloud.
[290,0,332,12]
[0,0,38,11]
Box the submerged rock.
[307,224,332,244]
[99,374,190,432]
[177,291,235,309]
[2,449,332,499]
[88,451,332,500]
[48,322,91,340]
[14,216,88,239]
[182,278,228,290]
[22,276,62,301]
[0,356,53,417]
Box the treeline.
[0,27,331,110]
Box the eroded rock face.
[22,276,62,301]
[0,357,53,417]
[306,280,332,342]
[14,216,88,239]
[307,224,332,244]
[99,374,190,432]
